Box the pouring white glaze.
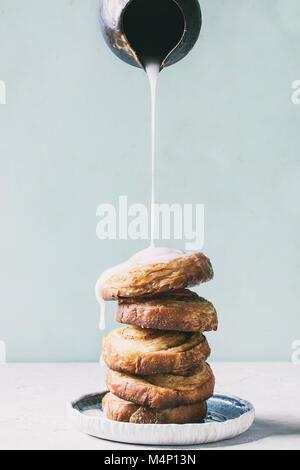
[96,60,161,331]
[145,60,160,247]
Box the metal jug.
[100,0,202,70]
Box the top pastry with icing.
[96,246,213,301]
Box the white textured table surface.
[0,362,299,450]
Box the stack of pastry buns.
[97,249,217,424]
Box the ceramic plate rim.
[67,390,255,445]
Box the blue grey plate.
[68,391,255,444]
[206,394,254,422]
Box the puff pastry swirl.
[116,289,218,332]
[98,251,213,300]
[102,325,210,375]
[102,392,207,424]
[106,361,215,409]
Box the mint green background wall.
[0,0,299,361]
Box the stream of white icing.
[96,61,161,332]
[145,60,160,247]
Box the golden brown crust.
[102,392,207,424]
[106,362,215,409]
[102,326,210,375]
[116,289,218,332]
[102,393,140,422]
[99,252,213,300]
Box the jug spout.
[100,0,202,70]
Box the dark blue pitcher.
[100,0,202,70]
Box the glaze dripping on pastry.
[95,246,186,330]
